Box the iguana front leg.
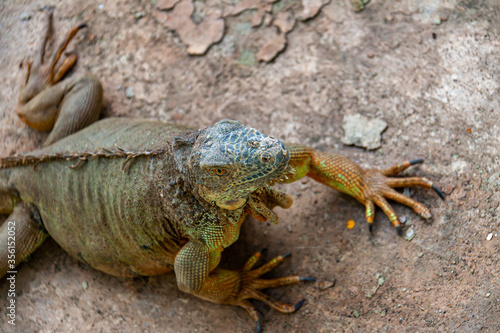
[282,144,444,234]
[16,9,102,146]
[175,241,313,332]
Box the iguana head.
[188,120,289,210]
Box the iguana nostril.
[260,153,273,163]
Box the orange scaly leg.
[231,250,314,332]
[281,144,444,235]
[175,243,315,333]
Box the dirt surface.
[1,0,499,332]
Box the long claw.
[294,298,305,311]
[299,277,316,282]
[432,184,445,201]
[256,310,263,333]
[409,158,424,165]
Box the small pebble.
[417,252,424,258]
[82,281,89,289]
[318,279,336,290]
[380,309,387,317]
[485,292,491,298]
[378,276,385,286]
[404,226,415,241]
[98,4,104,10]
[353,309,360,318]
[486,233,493,241]
[125,86,134,99]
[135,11,145,19]
[20,13,31,21]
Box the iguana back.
[2,118,202,277]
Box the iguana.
[0,11,444,332]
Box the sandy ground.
[1,0,499,332]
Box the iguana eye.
[212,168,228,176]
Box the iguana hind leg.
[42,74,103,146]
[1,202,48,278]
[16,9,103,146]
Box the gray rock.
[341,114,387,150]
[20,13,31,21]
[125,86,134,99]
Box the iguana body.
[0,11,444,332]
[2,119,194,277]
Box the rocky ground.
[0,0,499,332]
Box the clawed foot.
[363,159,444,235]
[233,249,315,333]
[18,8,87,108]
[246,186,294,225]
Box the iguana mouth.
[215,148,290,210]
